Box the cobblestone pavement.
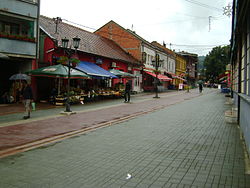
[0,90,202,151]
[0,89,249,188]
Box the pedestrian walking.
[21,80,33,119]
[124,81,131,103]
[199,83,203,93]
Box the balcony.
[0,37,36,57]
[0,32,35,42]
[1,0,39,18]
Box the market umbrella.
[26,64,91,79]
[9,73,30,80]
[27,64,91,96]
[109,69,135,78]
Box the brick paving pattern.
[0,90,249,187]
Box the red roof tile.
[40,16,139,64]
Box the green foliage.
[204,45,230,82]
[57,56,69,65]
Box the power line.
[60,18,228,53]
[62,19,96,31]
[182,0,222,12]
[168,43,229,47]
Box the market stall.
[27,64,91,105]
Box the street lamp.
[154,53,160,98]
[141,52,147,89]
[186,68,190,93]
[61,36,81,112]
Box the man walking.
[21,80,33,119]
[124,81,131,103]
[199,83,203,93]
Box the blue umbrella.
[9,73,30,80]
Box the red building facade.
[35,16,139,100]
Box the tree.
[204,45,230,83]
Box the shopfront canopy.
[165,72,186,81]
[109,69,135,78]
[76,61,117,79]
[145,71,172,81]
[26,64,91,79]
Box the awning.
[165,72,186,81]
[145,71,172,81]
[175,76,186,81]
[109,69,135,78]
[26,64,91,79]
[76,61,117,78]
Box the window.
[0,16,34,38]
[241,34,247,94]
[246,19,250,96]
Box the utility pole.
[187,68,190,93]
[54,17,62,34]
[208,16,212,32]
[153,54,160,98]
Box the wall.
[0,38,36,57]
[240,97,250,154]
[96,21,141,60]
[0,0,38,18]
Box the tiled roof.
[151,41,175,57]
[39,16,139,64]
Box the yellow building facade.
[175,54,187,88]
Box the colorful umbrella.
[9,73,30,80]
[27,64,91,79]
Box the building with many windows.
[95,21,172,92]
[230,0,250,156]
[0,0,40,101]
[175,53,187,88]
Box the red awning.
[145,71,172,81]
[165,71,186,81]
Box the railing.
[0,32,35,43]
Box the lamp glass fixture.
[73,36,81,49]
[61,37,69,48]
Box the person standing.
[21,80,33,119]
[199,83,203,93]
[124,81,131,103]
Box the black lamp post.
[61,36,81,112]
[141,52,147,88]
[186,67,190,93]
[154,54,160,98]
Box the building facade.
[177,52,198,88]
[95,21,172,92]
[37,16,138,100]
[230,0,250,155]
[0,0,40,100]
[175,53,187,88]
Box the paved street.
[0,89,249,188]
[0,90,201,153]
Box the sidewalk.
[0,89,204,155]
[0,88,249,188]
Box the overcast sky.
[40,0,232,56]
